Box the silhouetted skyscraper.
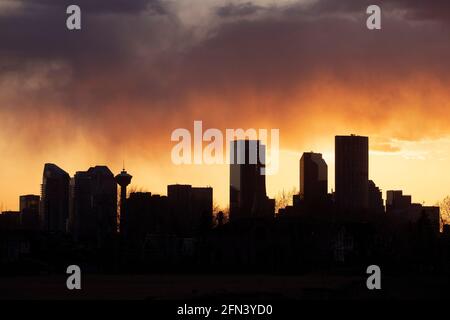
[191,187,214,232]
[125,192,168,244]
[229,140,274,222]
[0,211,20,230]
[115,167,132,234]
[40,163,70,232]
[72,166,117,244]
[300,152,328,206]
[335,135,369,214]
[386,190,440,234]
[368,180,384,215]
[167,184,213,236]
[19,194,40,230]
[386,190,411,213]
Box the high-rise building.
[386,190,440,234]
[168,184,213,236]
[229,140,274,222]
[0,211,21,230]
[368,180,384,215]
[419,206,440,235]
[300,152,328,205]
[125,192,169,244]
[72,166,117,244]
[19,194,40,230]
[335,135,369,214]
[115,168,132,234]
[40,163,70,232]
[191,187,214,231]
[386,190,412,213]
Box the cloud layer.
[0,0,449,208]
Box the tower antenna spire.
[115,165,133,235]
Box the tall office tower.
[19,194,40,230]
[368,180,384,215]
[87,166,117,239]
[0,211,21,230]
[386,190,440,234]
[167,184,213,236]
[115,167,132,234]
[72,166,117,244]
[191,187,214,232]
[40,163,70,232]
[229,140,274,222]
[126,192,169,244]
[335,135,369,214]
[168,185,191,235]
[386,190,412,214]
[300,152,328,206]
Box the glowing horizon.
[1,1,450,211]
[2,135,450,212]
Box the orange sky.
[2,130,450,211]
[1,0,450,211]
[2,75,450,210]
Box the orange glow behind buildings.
[1,1,450,211]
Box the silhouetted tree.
[437,196,450,230]
[127,186,147,197]
[212,201,222,215]
[212,202,228,226]
[216,211,224,227]
[275,187,298,213]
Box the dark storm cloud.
[179,2,449,95]
[0,0,177,110]
[297,0,372,15]
[1,0,450,153]
[19,0,167,15]
[216,2,265,18]
[1,0,448,93]
[392,0,450,21]
[0,0,168,59]
[280,0,450,24]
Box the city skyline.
[2,0,450,305]
[0,134,446,218]
[0,134,446,300]
[1,134,442,254]
[1,135,450,212]
[1,0,450,210]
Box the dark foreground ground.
[1,273,449,300]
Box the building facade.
[19,194,40,230]
[229,140,274,222]
[71,166,117,244]
[40,163,70,232]
[335,135,369,214]
[300,152,328,206]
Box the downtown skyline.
[2,134,441,235]
[1,0,450,210]
[0,133,447,213]
[3,0,450,306]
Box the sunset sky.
[0,0,450,211]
